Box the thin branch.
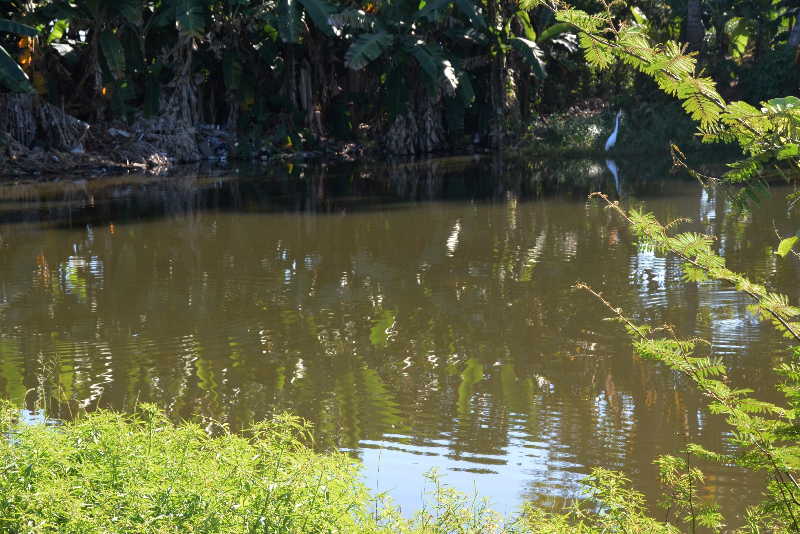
[590,192,800,343]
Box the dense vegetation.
[0,401,681,533]
[0,0,799,163]
[2,0,800,531]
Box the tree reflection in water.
[0,156,797,516]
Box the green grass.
[0,401,684,533]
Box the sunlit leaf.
[537,22,573,43]
[777,144,799,160]
[510,37,546,79]
[47,19,69,44]
[630,6,648,25]
[297,0,336,36]
[173,0,206,37]
[777,236,799,257]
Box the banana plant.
[341,0,477,107]
[33,0,144,117]
[346,32,468,100]
[334,0,482,152]
[0,18,38,92]
[274,0,339,43]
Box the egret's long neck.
[614,114,621,130]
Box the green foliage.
[524,103,699,156]
[1,0,581,152]
[173,0,206,37]
[0,405,378,533]
[0,19,37,37]
[297,0,337,37]
[655,455,724,532]
[510,37,547,79]
[738,46,800,104]
[0,45,32,93]
[537,22,573,44]
[0,402,696,533]
[406,40,459,94]
[776,235,799,257]
[521,469,677,533]
[277,0,302,43]
[526,109,609,154]
[99,30,125,79]
[581,195,800,532]
[0,0,796,156]
[345,32,395,70]
[552,0,800,185]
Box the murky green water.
[0,157,798,518]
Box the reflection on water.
[605,159,621,196]
[0,156,798,519]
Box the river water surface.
[0,157,798,520]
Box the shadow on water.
[0,155,688,229]
[0,154,797,521]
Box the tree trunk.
[299,60,324,139]
[487,0,504,148]
[712,20,729,88]
[0,94,36,147]
[505,67,521,129]
[419,94,445,152]
[384,91,445,155]
[286,45,298,127]
[686,0,705,54]
[519,72,531,123]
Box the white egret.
[604,111,622,151]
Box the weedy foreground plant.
[0,397,724,533]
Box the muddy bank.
[0,94,371,179]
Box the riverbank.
[0,96,722,180]
[0,93,374,179]
[0,122,369,179]
[0,402,672,533]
